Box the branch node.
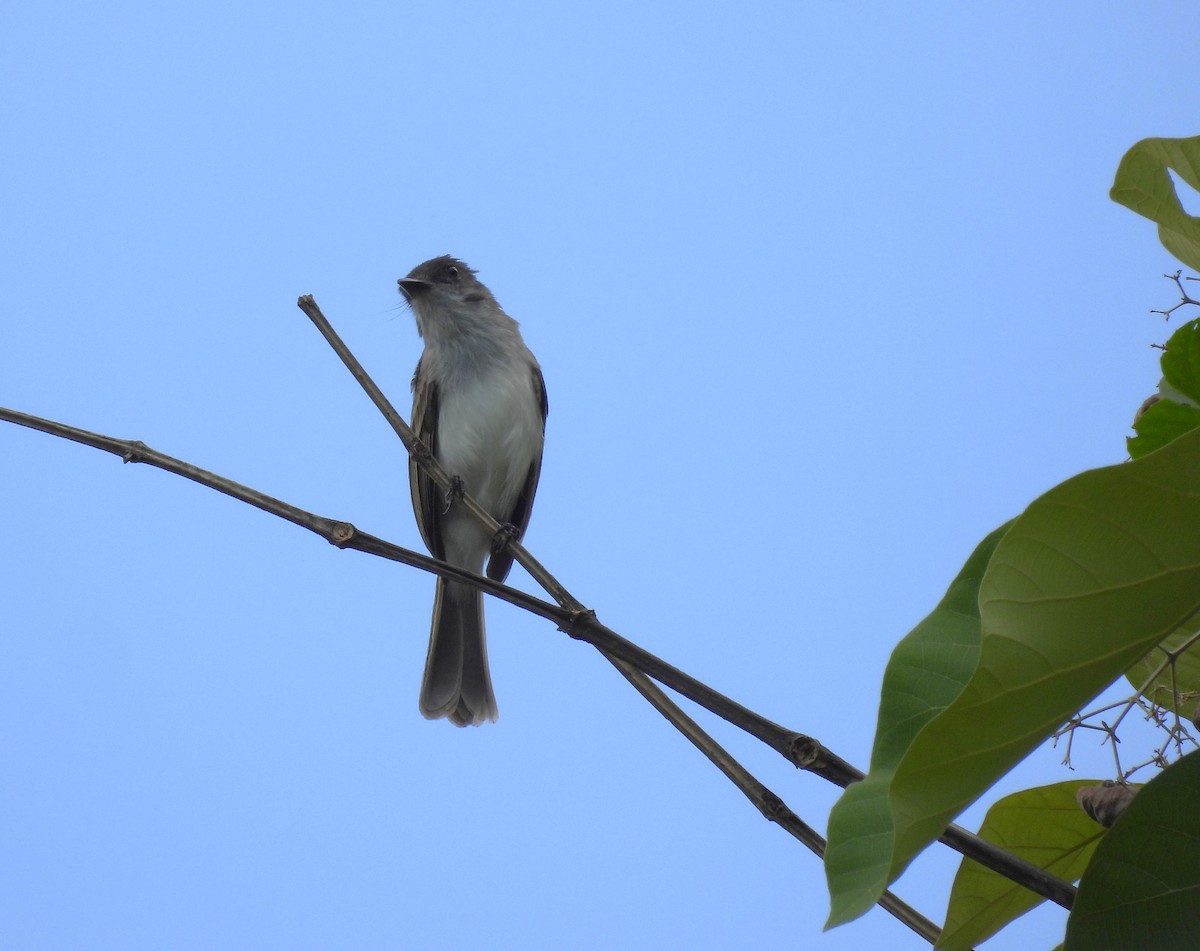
[788,734,822,770]
[758,789,788,820]
[330,521,358,548]
[121,440,150,464]
[560,607,598,639]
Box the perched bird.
[399,256,548,726]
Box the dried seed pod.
[1133,393,1161,424]
[1077,781,1138,827]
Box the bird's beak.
[397,277,431,301]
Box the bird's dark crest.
[405,255,478,283]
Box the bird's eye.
[438,265,459,283]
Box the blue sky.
[2,3,1197,948]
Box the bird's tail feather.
[419,579,498,726]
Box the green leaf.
[1110,135,1200,270]
[1161,318,1200,405]
[1127,398,1200,460]
[936,781,1105,950]
[825,426,1200,927]
[870,522,1014,773]
[1128,320,1200,460]
[1064,750,1200,950]
[824,524,1011,926]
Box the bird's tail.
[419,579,498,726]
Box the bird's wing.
[486,365,548,582]
[409,357,444,559]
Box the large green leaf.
[936,781,1104,950]
[1064,750,1200,950]
[824,525,1010,924]
[1110,135,1200,270]
[825,426,1200,926]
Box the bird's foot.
[441,476,465,514]
[490,522,520,556]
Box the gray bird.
[399,256,547,726]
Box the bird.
[398,256,548,726]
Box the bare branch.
[0,295,1082,919]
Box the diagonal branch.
[297,294,575,611]
[294,296,1078,913]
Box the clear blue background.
[2,3,1196,948]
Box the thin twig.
[1052,625,1200,778]
[297,294,576,610]
[1151,270,1200,320]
